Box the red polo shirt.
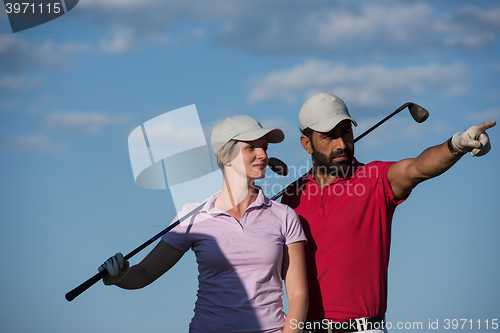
[281,159,407,322]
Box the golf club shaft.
[353,102,411,143]
[271,102,416,201]
[66,101,417,301]
[65,202,205,302]
[65,156,290,302]
[269,127,377,201]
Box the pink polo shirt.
[162,188,306,333]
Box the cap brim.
[233,128,285,144]
[308,115,357,132]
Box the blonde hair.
[216,139,238,172]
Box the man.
[281,93,495,333]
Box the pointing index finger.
[477,121,497,133]
[471,121,496,136]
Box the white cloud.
[436,6,500,50]
[79,0,158,8]
[0,75,42,91]
[79,0,246,54]
[215,2,500,56]
[0,35,93,73]
[2,134,65,154]
[99,25,168,54]
[308,3,434,50]
[79,0,248,20]
[59,42,92,55]
[248,59,467,108]
[465,108,500,124]
[3,1,496,64]
[0,35,65,72]
[43,111,130,134]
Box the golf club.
[65,157,289,302]
[66,101,428,301]
[353,102,428,143]
[270,102,429,201]
[268,157,289,176]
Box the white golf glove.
[451,121,496,156]
[98,252,130,285]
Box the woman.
[100,115,308,333]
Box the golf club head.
[268,157,289,176]
[408,103,429,123]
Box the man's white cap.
[299,93,357,132]
[210,115,285,155]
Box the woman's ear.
[219,150,234,168]
[224,144,242,166]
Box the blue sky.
[1,1,499,332]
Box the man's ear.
[301,135,314,154]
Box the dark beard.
[311,147,354,178]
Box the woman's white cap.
[211,115,284,155]
[299,93,357,132]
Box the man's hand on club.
[99,252,130,285]
[451,121,496,156]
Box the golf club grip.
[64,237,156,303]
[65,202,206,302]
[65,231,173,302]
[65,269,108,302]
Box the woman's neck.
[215,173,259,218]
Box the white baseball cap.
[299,93,357,132]
[210,115,285,155]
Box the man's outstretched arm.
[388,121,496,199]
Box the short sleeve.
[284,206,307,245]
[375,161,410,206]
[161,214,193,253]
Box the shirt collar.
[203,186,271,217]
